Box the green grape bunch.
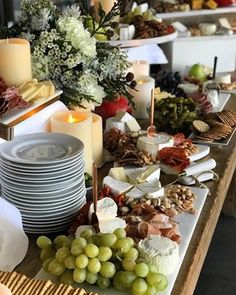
[36,228,168,295]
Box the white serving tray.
[35,186,209,295]
[188,144,210,162]
[213,92,231,112]
[0,90,63,125]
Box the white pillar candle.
[129,75,155,119]
[131,60,150,76]
[0,38,32,87]
[50,110,93,175]
[94,0,116,14]
[92,113,104,167]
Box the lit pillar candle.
[0,38,32,87]
[131,60,150,76]
[50,110,93,175]
[92,113,104,167]
[94,0,116,14]
[129,75,155,119]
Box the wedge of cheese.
[136,165,161,183]
[103,176,133,196]
[108,167,129,183]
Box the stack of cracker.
[0,271,98,295]
[194,109,236,142]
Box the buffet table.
[14,95,236,295]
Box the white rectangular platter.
[0,90,63,125]
[213,92,231,112]
[36,186,209,295]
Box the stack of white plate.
[0,133,86,233]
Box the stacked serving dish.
[0,133,86,233]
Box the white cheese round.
[215,73,231,84]
[138,235,179,275]
[137,134,174,158]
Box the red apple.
[95,96,131,121]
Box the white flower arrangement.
[0,0,136,110]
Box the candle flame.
[68,113,78,123]
[137,80,144,84]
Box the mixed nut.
[118,185,196,218]
[177,140,199,157]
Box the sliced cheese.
[191,0,203,9]
[19,83,38,100]
[138,235,179,275]
[205,0,217,9]
[24,84,46,102]
[99,217,126,233]
[18,79,38,90]
[41,80,55,96]
[103,176,133,196]
[108,167,128,182]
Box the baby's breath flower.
[62,5,81,18]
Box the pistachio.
[125,197,134,205]
[120,206,130,213]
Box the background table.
[15,94,236,295]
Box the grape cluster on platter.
[152,71,186,97]
[37,228,168,295]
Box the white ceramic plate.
[2,187,85,207]
[0,166,84,183]
[0,154,84,171]
[19,197,86,216]
[1,179,84,196]
[2,189,84,206]
[23,223,73,233]
[1,174,83,191]
[105,31,177,48]
[0,133,84,164]
[0,160,84,178]
[21,203,84,220]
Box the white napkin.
[126,44,168,64]
[0,100,68,145]
[0,198,29,271]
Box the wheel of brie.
[138,235,179,275]
[137,133,174,158]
